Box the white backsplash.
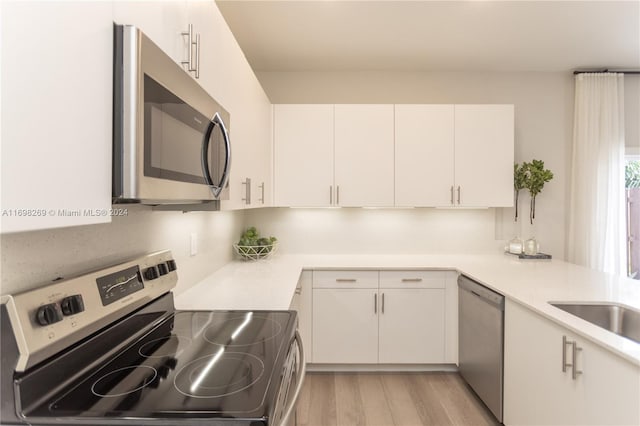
[1,206,245,296]
[244,207,542,255]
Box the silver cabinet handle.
[194,32,200,79]
[337,185,340,205]
[401,278,423,282]
[242,178,251,205]
[562,335,571,372]
[279,332,306,426]
[330,185,333,205]
[572,341,583,380]
[259,182,265,204]
[374,293,377,314]
[457,186,461,204]
[181,24,200,79]
[181,24,194,71]
[381,293,385,314]
[335,278,356,282]
[295,287,302,295]
[450,186,454,205]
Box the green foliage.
[525,159,554,198]
[513,160,554,224]
[514,163,527,191]
[237,227,277,255]
[626,161,640,189]
[513,163,528,221]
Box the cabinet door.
[274,105,334,207]
[504,300,581,425]
[1,1,113,233]
[454,105,514,207]
[379,289,445,363]
[312,288,378,363]
[114,1,188,65]
[395,105,455,207]
[334,105,394,207]
[504,300,640,425]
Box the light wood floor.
[295,372,499,426]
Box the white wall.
[246,207,503,254]
[0,207,244,296]
[253,71,574,258]
[625,76,640,153]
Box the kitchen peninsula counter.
[174,254,640,365]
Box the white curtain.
[568,73,626,275]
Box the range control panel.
[2,250,178,372]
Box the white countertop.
[174,253,640,366]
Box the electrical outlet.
[190,232,198,256]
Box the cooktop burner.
[203,313,283,347]
[174,351,265,398]
[91,366,158,397]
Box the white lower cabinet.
[313,288,379,363]
[312,270,447,364]
[378,288,445,363]
[504,299,640,426]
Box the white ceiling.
[215,0,640,72]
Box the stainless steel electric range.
[0,250,304,426]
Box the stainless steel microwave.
[113,24,230,205]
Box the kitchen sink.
[549,302,640,344]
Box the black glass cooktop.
[33,310,295,421]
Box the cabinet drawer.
[379,270,446,288]
[313,270,378,289]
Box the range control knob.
[157,263,168,276]
[144,266,159,280]
[36,303,64,326]
[61,294,85,316]
[166,259,177,272]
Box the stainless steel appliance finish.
[458,275,504,423]
[550,302,640,344]
[113,24,231,205]
[0,252,304,425]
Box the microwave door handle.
[201,112,231,198]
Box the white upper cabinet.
[115,1,272,210]
[334,105,395,207]
[395,104,514,207]
[1,1,113,233]
[395,105,455,207]
[274,105,334,207]
[454,105,514,207]
[275,104,513,208]
[113,1,188,65]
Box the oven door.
[273,332,306,426]
[143,75,231,199]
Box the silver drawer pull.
[401,278,423,282]
[335,278,357,282]
[572,341,583,380]
[295,287,302,295]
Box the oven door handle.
[201,112,231,198]
[279,331,306,426]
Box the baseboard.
[306,363,459,373]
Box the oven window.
[143,75,210,185]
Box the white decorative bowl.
[233,242,278,261]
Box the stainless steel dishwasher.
[458,275,504,423]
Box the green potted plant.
[514,160,554,224]
[524,159,554,225]
[513,163,527,221]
